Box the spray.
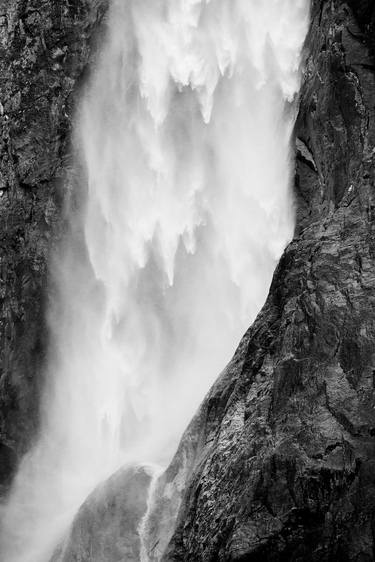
[0,1,309,560]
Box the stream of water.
[0,1,309,560]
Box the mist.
[0,1,310,560]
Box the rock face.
[142,1,375,560]
[0,0,108,492]
[51,466,152,562]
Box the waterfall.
[0,1,309,560]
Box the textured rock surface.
[51,466,152,562]
[142,1,375,560]
[0,0,108,492]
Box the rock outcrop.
[51,466,152,562]
[0,0,108,492]
[142,1,375,560]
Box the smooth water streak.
[0,1,310,560]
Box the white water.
[0,1,309,560]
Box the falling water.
[0,1,309,560]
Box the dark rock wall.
[145,1,375,560]
[0,0,108,491]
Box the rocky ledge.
[51,466,152,562]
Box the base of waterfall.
[50,465,154,562]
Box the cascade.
[0,1,310,560]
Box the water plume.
[0,1,309,560]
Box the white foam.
[0,1,310,560]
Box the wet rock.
[52,465,152,562]
[144,2,375,560]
